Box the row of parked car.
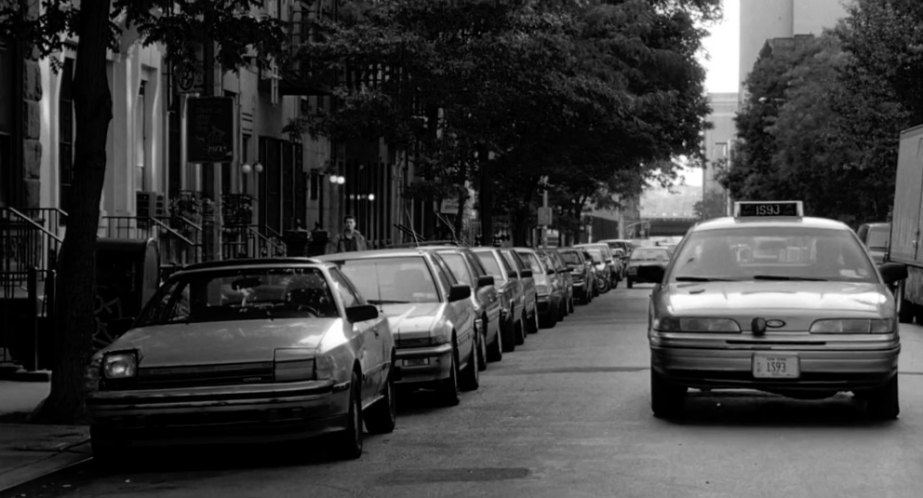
[83,242,631,462]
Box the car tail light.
[809,319,894,334]
[654,317,741,333]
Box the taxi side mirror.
[477,275,495,288]
[448,284,472,301]
[520,269,533,278]
[878,262,908,286]
[346,304,379,322]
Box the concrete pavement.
[0,376,91,494]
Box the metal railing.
[221,225,287,259]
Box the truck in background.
[889,124,923,323]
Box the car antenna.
[436,212,458,245]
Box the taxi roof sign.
[734,201,803,218]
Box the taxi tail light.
[274,348,316,381]
[102,350,139,380]
[655,317,741,333]
[809,319,895,334]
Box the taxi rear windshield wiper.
[752,275,827,281]
[674,276,733,282]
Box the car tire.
[896,282,914,324]
[568,295,575,314]
[526,307,539,334]
[501,315,516,353]
[364,357,397,434]
[596,277,609,294]
[436,346,461,406]
[459,336,480,392]
[514,318,526,345]
[627,278,634,289]
[487,327,503,362]
[333,370,363,459]
[477,319,488,371]
[90,425,127,467]
[650,369,686,419]
[866,374,900,420]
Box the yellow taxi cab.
[647,201,908,419]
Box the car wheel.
[487,325,503,362]
[514,318,526,345]
[436,346,461,406]
[364,357,397,434]
[627,278,634,289]
[597,277,609,294]
[568,295,575,314]
[501,314,516,353]
[459,336,480,392]
[90,425,127,467]
[333,370,363,459]
[477,318,488,371]
[866,374,900,420]
[650,369,686,419]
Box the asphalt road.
[6,284,923,498]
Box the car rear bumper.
[394,343,454,386]
[651,345,900,391]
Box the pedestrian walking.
[331,215,368,253]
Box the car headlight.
[274,348,316,382]
[102,350,139,379]
[809,319,895,334]
[536,284,550,296]
[654,317,741,333]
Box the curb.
[0,440,92,494]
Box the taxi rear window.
[668,227,877,283]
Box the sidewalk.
[0,374,91,494]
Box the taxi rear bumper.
[651,345,900,391]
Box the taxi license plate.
[752,354,799,379]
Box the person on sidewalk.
[330,215,368,253]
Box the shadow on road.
[658,389,898,428]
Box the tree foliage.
[725,0,923,226]
[296,0,718,243]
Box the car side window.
[328,268,362,309]
[429,254,457,296]
[440,252,473,286]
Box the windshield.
[866,226,890,251]
[338,256,440,304]
[559,251,581,265]
[631,248,671,262]
[135,267,337,326]
[667,227,878,283]
[474,251,507,282]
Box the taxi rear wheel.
[865,375,900,420]
[487,327,503,362]
[627,278,634,289]
[651,369,686,418]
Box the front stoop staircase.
[0,207,64,380]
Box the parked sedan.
[516,247,564,328]
[471,247,527,351]
[500,248,540,335]
[318,248,479,406]
[85,258,396,461]
[426,245,504,365]
[544,248,575,315]
[557,247,594,304]
[626,246,672,288]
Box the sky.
[700,0,740,93]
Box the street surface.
[5,285,923,498]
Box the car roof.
[690,216,850,232]
[315,248,431,260]
[177,257,326,273]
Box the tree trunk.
[34,0,113,424]
[477,145,492,245]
